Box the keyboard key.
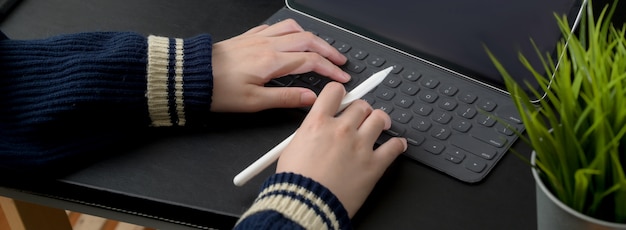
[322,35,335,44]
[368,56,386,67]
[402,70,421,81]
[411,117,432,132]
[431,111,452,124]
[450,136,497,160]
[383,76,402,88]
[392,110,413,124]
[391,64,404,74]
[376,88,396,100]
[420,77,440,89]
[406,134,425,146]
[352,50,369,60]
[500,112,523,124]
[458,92,477,104]
[291,79,317,91]
[394,96,414,108]
[477,114,497,127]
[344,77,361,89]
[430,126,451,140]
[413,103,433,116]
[423,140,445,154]
[465,160,486,173]
[438,98,458,111]
[448,148,468,159]
[345,61,366,73]
[452,120,472,133]
[400,84,419,95]
[386,123,406,136]
[445,154,464,164]
[472,131,508,149]
[301,75,321,85]
[477,100,497,112]
[271,76,294,86]
[404,130,426,146]
[419,90,438,103]
[439,85,458,96]
[495,123,515,136]
[457,105,477,119]
[334,42,351,53]
[373,102,394,114]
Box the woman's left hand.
[210,19,351,112]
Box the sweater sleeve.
[234,172,352,230]
[0,32,214,171]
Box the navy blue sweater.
[0,32,212,170]
[0,31,351,229]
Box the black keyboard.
[266,8,525,183]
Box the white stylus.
[233,66,393,186]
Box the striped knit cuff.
[145,34,213,127]
[238,172,351,229]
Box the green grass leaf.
[486,0,626,223]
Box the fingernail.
[300,91,317,104]
[343,72,351,82]
[384,117,392,130]
[401,138,408,152]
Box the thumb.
[257,87,318,109]
[373,137,407,170]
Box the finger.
[271,32,348,66]
[308,82,346,117]
[241,24,270,35]
[250,87,318,110]
[272,52,350,83]
[254,19,305,37]
[372,137,407,170]
[336,100,373,129]
[358,109,392,144]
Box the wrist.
[145,34,214,127]
[238,172,351,229]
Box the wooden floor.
[0,205,156,230]
[0,205,8,230]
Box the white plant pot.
[532,151,626,229]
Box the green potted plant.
[487,0,626,228]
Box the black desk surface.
[6,0,609,229]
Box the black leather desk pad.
[0,0,550,229]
